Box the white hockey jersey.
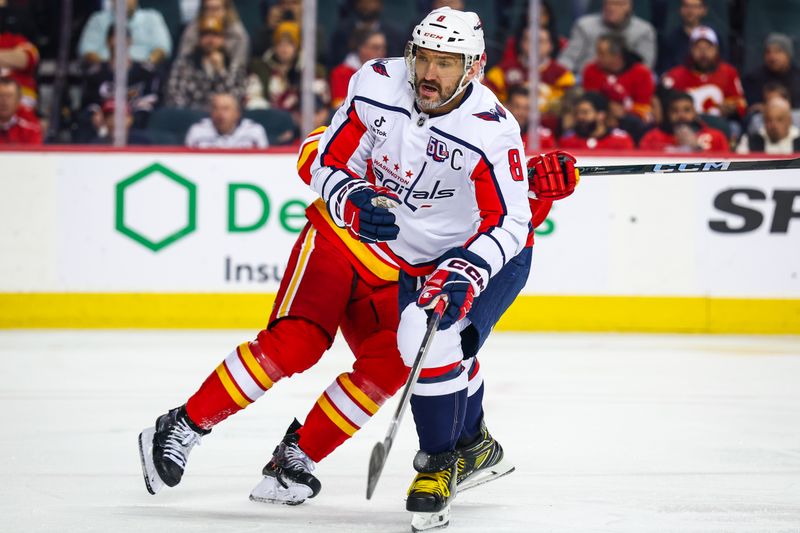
[309,58,531,278]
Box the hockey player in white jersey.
[308,6,579,531]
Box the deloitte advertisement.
[1,152,316,292]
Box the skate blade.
[411,505,450,532]
[457,459,515,493]
[249,475,313,506]
[138,427,164,495]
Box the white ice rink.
[2,330,799,533]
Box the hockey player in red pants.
[138,129,501,504]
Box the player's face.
[668,99,696,125]
[690,40,718,71]
[414,48,466,111]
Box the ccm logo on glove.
[417,249,490,330]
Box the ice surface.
[1,331,799,533]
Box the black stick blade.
[366,441,387,500]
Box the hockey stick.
[557,156,800,177]
[366,297,448,500]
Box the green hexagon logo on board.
[115,163,197,252]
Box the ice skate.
[138,405,210,495]
[249,419,321,506]
[407,451,458,532]
[456,420,514,492]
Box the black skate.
[455,420,514,492]
[249,419,321,506]
[407,450,458,532]
[138,405,210,495]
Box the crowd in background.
[0,0,799,154]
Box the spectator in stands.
[558,0,656,73]
[745,83,800,137]
[78,0,171,66]
[252,0,303,57]
[80,25,162,134]
[329,28,386,108]
[0,3,38,117]
[178,0,250,70]
[559,91,635,149]
[504,86,556,149]
[166,15,246,111]
[639,91,728,152]
[737,97,800,154]
[88,98,152,145]
[761,82,793,109]
[327,0,404,69]
[656,0,726,74]
[661,26,746,121]
[743,33,800,112]
[486,26,575,117]
[246,21,327,114]
[582,33,655,123]
[0,77,40,144]
[493,1,562,73]
[185,93,268,148]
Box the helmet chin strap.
[428,69,470,110]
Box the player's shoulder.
[462,82,520,134]
[351,58,407,93]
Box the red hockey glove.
[328,179,400,243]
[527,150,579,201]
[417,248,490,330]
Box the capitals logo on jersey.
[370,59,390,77]
[473,103,507,122]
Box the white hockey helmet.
[406,7,486,108]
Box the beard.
[414,79,456,111]
[575,120,598,138]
